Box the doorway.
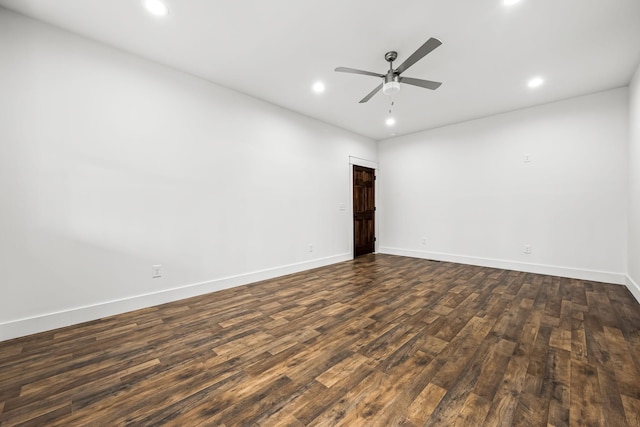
[353,165,375,257]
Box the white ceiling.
[1,0,639,140]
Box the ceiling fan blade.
[399,77,442,90]
[359,83,383,103]
[335,67,385,78]
[395,38,442,75]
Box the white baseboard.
[378,247,627,285]
[0,253,352,342]
[3,250,634,342]
[626,275,640,304]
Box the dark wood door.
[353,165,375,257]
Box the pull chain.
[386,98,396,126]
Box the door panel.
[353,165,375,257]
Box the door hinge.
[374,175,377,180]
[374,237,377,242]
[374,207,377,211]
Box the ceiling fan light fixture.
[383,74,400,95]
[383,81,400,95]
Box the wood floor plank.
[481,351,530,426]
[621,394,640,426]
[1,254,639,426]
[570,359,604,427]
[597,365,628,427]
[546,347,571,427]
[405,382,448,425]
[294,364,378,424]
[315,352,371,388]
[424,330,498,426]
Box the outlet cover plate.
[152,264,162,278]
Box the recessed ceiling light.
[143,0,169,16]
[386,117,396,126]
[312,82,325,94]
[527,76,544,88]
[503,0,521,5]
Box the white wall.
[629,63,640,300]
[0,8,376,340]
[378,89,629,283]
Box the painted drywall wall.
[0,8,376,339]
[629,62,640,300]
[378,89,628,283]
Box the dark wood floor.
[1,254,640,426]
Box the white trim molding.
[379,247,627,285]
[349,155,378,169]
[626,275,640,303]
[0,253,351,342]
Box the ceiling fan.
[335,38,443,103]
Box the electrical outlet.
[523,245,532,254]
[152,264,162,278]
[421,237,427,245]
[523,153,532,163]
[308,244,313,252]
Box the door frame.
[349,156,379,258]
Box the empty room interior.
[1,0,640,425]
